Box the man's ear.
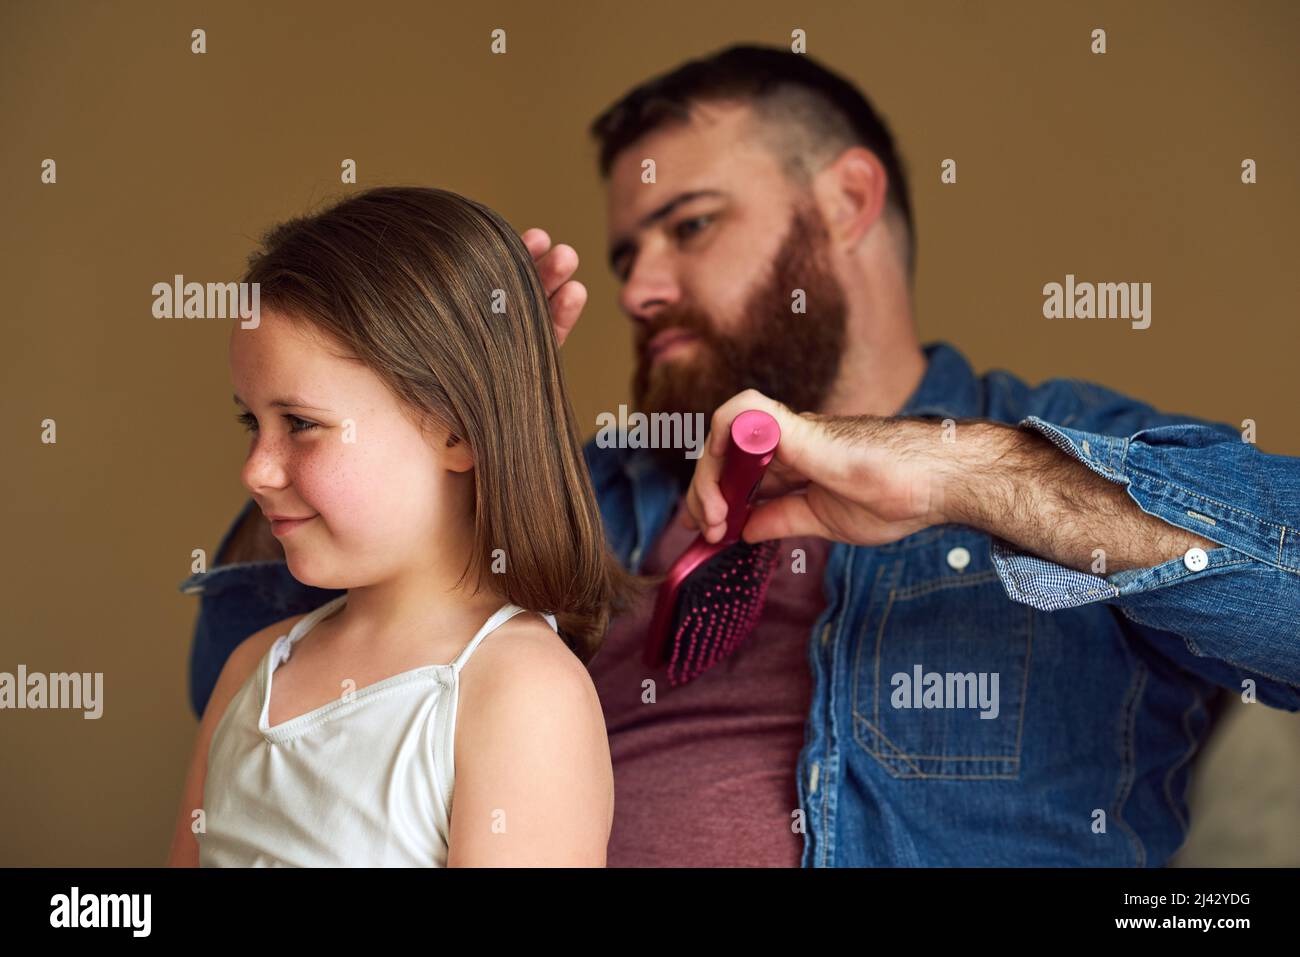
[444,432,474,472]
[816,146,887,248]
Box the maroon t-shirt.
[588,497,831,866]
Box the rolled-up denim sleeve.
[987,415,1300,703]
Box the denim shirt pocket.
[851,526,1033,780]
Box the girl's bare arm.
[446,620,613,867]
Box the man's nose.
[618,251,681,325]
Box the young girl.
[167,186,640,866]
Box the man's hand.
[681,390,944,548]
[521,228,587,347]
[682,388,1220,575]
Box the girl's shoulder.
[203,613,309,721]
[454,611,602,737]
[459,611,578,676]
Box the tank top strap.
[274,594,348,668]
[451,604,559,674]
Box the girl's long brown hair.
[241,186,644,664]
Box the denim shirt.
[179,340,1300,866]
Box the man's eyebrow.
[607,189,728,273]
[232,393,332,412]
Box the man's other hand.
[521,228,586,347]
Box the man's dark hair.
[589,44,916,278]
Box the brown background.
[1,0,1297,865]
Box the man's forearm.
[936,421,1219,574]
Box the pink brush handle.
[718,410,781,544]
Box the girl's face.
[228,308,475,590]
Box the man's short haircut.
[589,44,916,279]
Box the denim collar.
[896,340,983,420]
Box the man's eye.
[675,214,713,240]
[613,214,716,282]
[234,412,319,434]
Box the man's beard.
[631,201,848,486]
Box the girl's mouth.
[269,515,317,535]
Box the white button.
[947,546,971,572]
[1183,547,1208,572]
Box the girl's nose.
[240,436,291,494]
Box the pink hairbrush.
[642,409,783,686]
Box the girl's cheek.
[296,425,434,535]
[292,443,367,525]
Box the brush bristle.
[665,538,782,685]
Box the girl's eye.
[234,411,319,434]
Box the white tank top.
[198,593,558,867]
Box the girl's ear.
[443,432,474,473]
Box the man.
[181,45,1300,866]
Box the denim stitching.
[1112,657,1148,866]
